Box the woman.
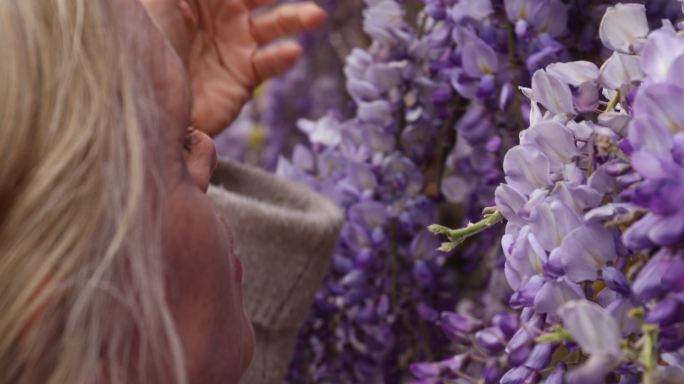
[0,1,341,383]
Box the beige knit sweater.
[208,159,343,384]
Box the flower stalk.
[429,209,504,252]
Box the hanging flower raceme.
[214,0,360,170]
[283,1,463,382]
[426,3,684,383]
[267,0,684,382]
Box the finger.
[245,0,275,11]
[191,84,249,136]
[251,2,327,45]
[252,41,303,82]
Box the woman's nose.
[185,129,218,193]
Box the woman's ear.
[184,128,218,193]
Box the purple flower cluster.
[282,1,462,381]
[422,3,684,383]
[621,27,684,249]
[252,0,684,382]
[419,0,669,273]
[214,0,363,170]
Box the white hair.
[0,1,186,382]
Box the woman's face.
[120,1,254,382]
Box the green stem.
[536,325,573,344]
[429,210,505,251]
[606,91,621,112]
[640,324,659,384]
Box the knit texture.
[208,159,343,383]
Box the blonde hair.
[0,1,185,383]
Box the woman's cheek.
[161,184,251,383]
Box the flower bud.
[602,266,632,296]
[525,343,555,371]
[476,327,507,355]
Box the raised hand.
[141,0,327,136]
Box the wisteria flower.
[559,300,623,384]
[599,3,649,54]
